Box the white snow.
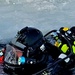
[0,0,74,40]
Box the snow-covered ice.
[0,0,74,40]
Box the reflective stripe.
[74,41,75,45]
[61,44,69,53]
[58,53,70,63]
[72,45,75,54]
[63,27,69,31]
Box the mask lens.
[4,44,23,65]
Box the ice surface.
[0,0,74,40]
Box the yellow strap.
[54,42,62,47]
[72,45,75,54]
[54,42,59,47]
[61,44,69,53]
[63,27,69,31]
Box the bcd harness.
[59,27,75,54]
[49,30,69,54]
[49,27,75,55]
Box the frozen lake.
[0,0,75,40]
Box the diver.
[3,26,54,75]
[4,26,75,75]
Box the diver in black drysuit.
[3,26,54,75]
[4,26,75,75]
